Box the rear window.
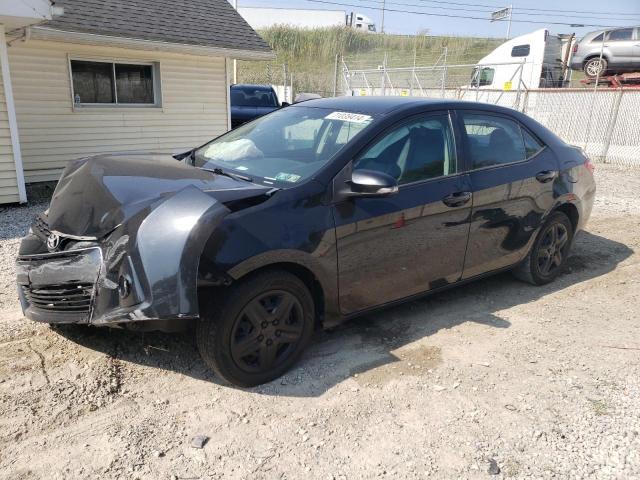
[511,44,530,57]
[231,87,279,108]
[462,114,525,168]
[607,28,633,41]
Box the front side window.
[71,60,158,106]
[355,114,457,185]
[462,113,527,168]
[194,107,374,186]
[471,67,495,87]
[607,28,633,41]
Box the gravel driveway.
[0,165,639,479]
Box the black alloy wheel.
[536,222,570,277]
[513,211,574,285]
[197,270,314,387]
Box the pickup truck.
[230,84,287,128]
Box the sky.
[232,0,640,38]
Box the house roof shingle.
[42,0,271,54]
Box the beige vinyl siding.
[8,40,228,183]
[0,64,20,204]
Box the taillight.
[572,44,578,54]
[584,157,595,174]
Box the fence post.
[600,88,624,164]
[521,89,529,114]
[441,47,448,98]
[282,63,288,103]
[333,54,339,97]
[380,53,387,96]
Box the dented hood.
[47,153,272,238]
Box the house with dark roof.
[0,0,273,204]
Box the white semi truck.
[469,29,575,90]
[237,7,376,32]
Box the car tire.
[513,211,574,286]
[583,57,608,78]
[196,270,315,387]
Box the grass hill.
[237,26,503,95]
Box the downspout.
[225,57,231,131]
[0,24,27,203]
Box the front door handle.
[442,191,472,207]
[536,170,557,183]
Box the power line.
[376,0,640,21]
[306,0,630,27]
[363,0,640,17]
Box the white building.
[0,0,273,204]
[238,7,377,32]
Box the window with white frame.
[70,59,161,106]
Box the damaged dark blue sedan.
[16,97,595,386]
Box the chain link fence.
[346,85,640,167]
[236,48,639,167]
[341,55,639,167]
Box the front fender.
[226,245,341,325]
[92,186,229,324]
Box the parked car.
[230,84,286,128]
[570,26,640,78]
[16,97,595,387]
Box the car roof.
[582,26,639,38]
[290,96,518,116]
[231,84,274,90]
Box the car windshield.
[193,106,375,186]
[231,87,279,107]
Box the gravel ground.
[0,164,639,479]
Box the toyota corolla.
[16,97,595,387]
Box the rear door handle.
[536,170,557,183]
[442,191,472,207]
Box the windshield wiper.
[202,167,253,183]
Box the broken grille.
[22,283,94,313]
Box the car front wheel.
[196,270,315,387]
[513,211,574,285]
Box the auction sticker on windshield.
[325,111,372,124]
[275,173,302,183]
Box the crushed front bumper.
[17,248,102,324]
[16,186,230,326]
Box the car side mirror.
[348,169,399,197]
[281,102,290,108]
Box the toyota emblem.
[46,233,61,252]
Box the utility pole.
[380,0,385,34]
[506,4,512,39]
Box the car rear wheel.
[584,57,607,78]
[513,211,574,285]
[196,270,314,387]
